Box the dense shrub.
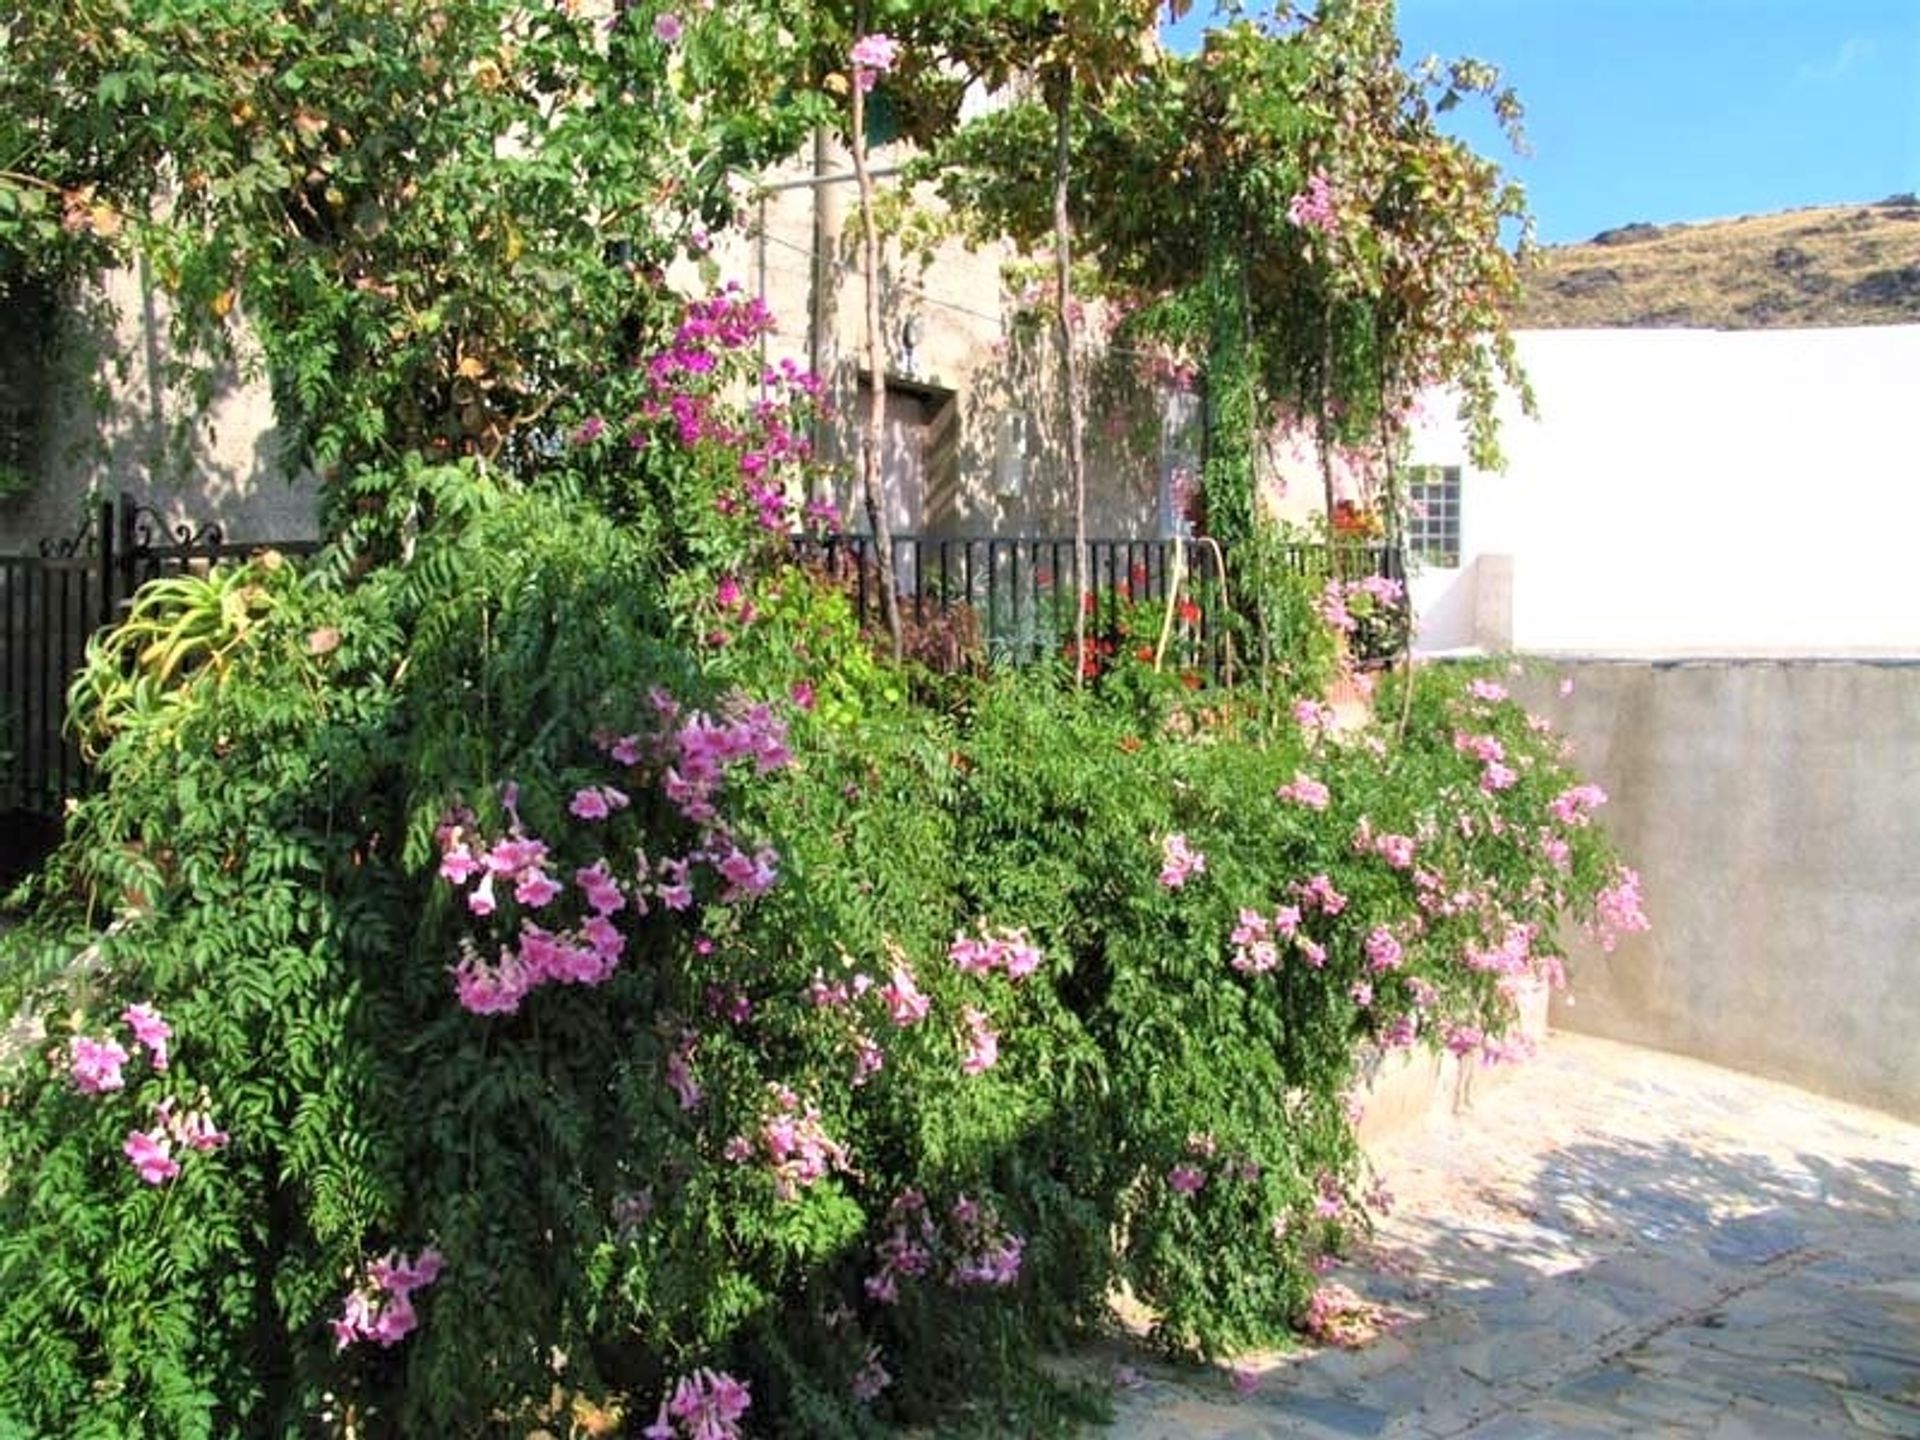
[0,302,1641,1439]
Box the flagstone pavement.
[1091,1032,1920,1439]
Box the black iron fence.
[1,496,319,816]
[793,533,1402,679]
[3,513,1399,817]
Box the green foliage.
[932,0,1534,492]
[2,477,1635,1431]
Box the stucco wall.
[1512,658,1920,1121]
[1408,325,1920,657]
[719,140,1175,545]
[1,260,320,551]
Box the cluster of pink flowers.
[1229,905,1302,975]
[1292,873,1348,916]
[63,1004,223,1187]
[1301,1281,1380,1347]
[733,1085,848,1200]
[1589,866,1650,951]
[1363,925,1404,973]
[630,288,823,533]
[1548,783,1608,827]
[945,1194,1025,1289]
[866,1189,938,1304]
[1317,579,1353,633]
[1159,833,1207,889]
[879,964,930,1025]
[441,692,793,1016]
[948,925,1042,981]
[69,1001,172,1093]
[666,1031,703,1110]
[1454,729,1518,792]
[865,1189,1025,1302]
[644,1369,752,1440]
[1287,170,1339,236]
[1374,832,1416,869]
[1318,575,1405,634]
[1462,921,1537,977]
[1276,772,1331,810]
[1467,677,1509,703]
[1294,697,1336,737]
[850,1348,893,1403]
[1167,1132,1259,1198]
[70,1036,129,1094]
[122,1096,228,1185]
[850,32,902,92]
[332,1247,444,1350]
[959,1006,999,1075]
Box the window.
[1406,465,1461,568]
[0,279,54,502]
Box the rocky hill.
[1513,196,1920,330]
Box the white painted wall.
[1407,326,1920,657]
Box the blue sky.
[1163,1,1920,245]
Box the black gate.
[0,495,319,817]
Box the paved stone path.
[1093,1032,1920,1438]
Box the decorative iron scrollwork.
[38,507,100,559]
[123,501,224,557]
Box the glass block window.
[1406,465,1461,568]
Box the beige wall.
[10,137,1182,554]
[1,260,319,551]
[717,138,1175,543]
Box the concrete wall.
[1511,658,1920,1121]
[1406,325,1920,657]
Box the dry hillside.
[1513,196,1920,329]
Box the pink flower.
[1167,1163,1206,1195]
[168,1105,229,1153]
[1589,866,1651,951]
[960,1007,999,1075]
[1159,833,1207,889]
[569,785,629,821]
[575,860,627,915]
[850,32,901,91]
[1468,678,1508,703]
[1480,761,1518,792]
[123,1127,180,1185]
[653,12,682,44]
[852,1348,892,1402]
[1295,873,1348,915]
[1287,169,1339,236]
[514,866,562,908]
[70,1036,129,1094]
[1293,697,1334,734]
[1559,676,1576,697]
[1364,925,1404,972]
[1277,773,1331,810]
[665,1035,703,1111]
[1548,783,1608,827]
[880,965,930,1026]
[467,870,498,917]
[1374,833,1416,869]
[439,844,483,884]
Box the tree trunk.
[850,16,904,660]
[1053,76,1088,688]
